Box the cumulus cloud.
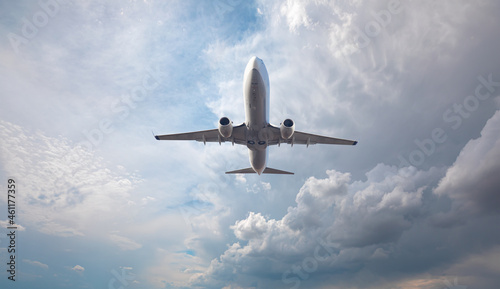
[434,110,500,216]
[231,212,273,241]
[192,165,438,287]
[191,108,500,288]
[71,265,85,273]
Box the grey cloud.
[3,0,500,288]
[205,0,500,180]
[186,1,500,288]
[192,109,500,288]
[434,109,500,216]
[192,164,438,287]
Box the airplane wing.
[154,123,247,145]
[267,125,357,147]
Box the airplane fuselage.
[243,56,270,174]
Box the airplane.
[154,56,357,175]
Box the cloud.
[442,246,500,289]
[182,1,500,286]
[2,1,500,288]
[191,165,440,287]
[205,0,500,178]
[109,233,142,251]
[38,222,84,237]
[434,110,500,216]
[0,220,26,231]
[280,0,313,33]
[71,265,85,273]
[231,212,273,241]
[0,120,139,233]
[190,109,500,289]
[23,259,49,270]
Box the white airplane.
[155,56,357,175]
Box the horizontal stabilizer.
[225,168,257,174]
[263,167,294,175]
[225,167,294,175]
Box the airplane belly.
[241,57,272,174]
[244,68,267,130]
[248,148,266,174]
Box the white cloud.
[280,0,313,33]
[0,120,145,242]
[0,220,26,231]
[109,233,142,251]
[231,212,273,241]
[23,259,49,269]
[245,181,272,194]
[71,265,85,273]
[38,222,84,237]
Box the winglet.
[152,130,160,140]
[353,141,358,145]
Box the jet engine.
[280,118,295,139]
[218,117,233,138]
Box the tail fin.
[225,167,294,175]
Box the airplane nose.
[249,56,261,69]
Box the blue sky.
[1,0,500,288]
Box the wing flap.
[291,131,358,145]
[155,129,219,142]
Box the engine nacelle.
[218,117,233,138]
[280,118,295,139]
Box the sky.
[0,0,500,288]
